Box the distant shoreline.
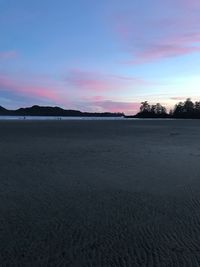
[0,115,125,121]
[0,105,124,118]
[1,99,200,119]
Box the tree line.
[135,98,200,119]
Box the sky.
[0,0,200,114]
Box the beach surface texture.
[0,120,200,266]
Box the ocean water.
[0,116,126,121]
[0,116,178,121]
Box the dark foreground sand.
[0,120,200,266]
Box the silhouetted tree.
[173,102,184,116]
[154,103,166,115]
[169,109,173,116]
[129,98,200,119]
[183,98,194,113]
[140,101,151,113]
[172,98,200,118]
[150,104,156,114]
[137,101,167,118]
[195,101,200,112]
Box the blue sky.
[0,0,200,114]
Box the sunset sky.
[0,0,200,114]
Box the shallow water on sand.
[0,116,178,121]
[0,115,125,120]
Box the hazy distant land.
[1,120,200,266]
[0,105,124,117]
[1,98,200,119]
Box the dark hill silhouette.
[0,106,7,114]
[0,105,124,117]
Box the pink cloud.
[0,74,63,104]
[66,69,150,93]
[75,98,140,114]
[170,96,187,101]
[66,69,110,91]
[179,0,200,9]
[0,70,151,112]
[129,43,200,65]
[0,51,18,60]
[93,100,140,114]
[91,95,105,101]
[111,1,200,64]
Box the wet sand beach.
[0,120,200,266]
